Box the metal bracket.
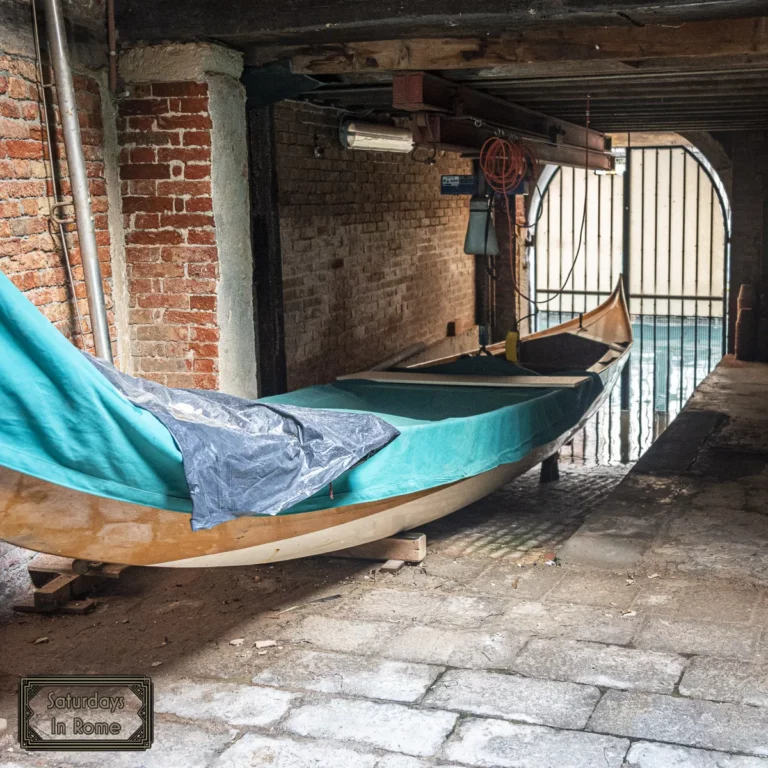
[50,200,75,226]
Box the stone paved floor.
[1,358,768,767]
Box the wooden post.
[248,105,288,395]
[540,451,560,483]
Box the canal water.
[538,312,724,466]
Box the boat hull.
[0,351,627,567]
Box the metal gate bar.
[530,145,730,465]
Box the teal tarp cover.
[265,357,603,514]
[0,270,397,529]
[0,270,191,513]
[0,268,602,521]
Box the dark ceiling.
[116,0,768,134]
[300,62,768,133]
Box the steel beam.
[410,114,614,171]
[394,72,607,153]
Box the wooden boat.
[0,280,632,568]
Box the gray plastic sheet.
[87,355,399,531]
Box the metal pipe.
[107,0,118,94]
[31,0,84,343]
[43,0,113,361]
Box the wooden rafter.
[250,17,768,75]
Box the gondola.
[0,276,632,567]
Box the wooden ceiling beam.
[392,72,607,152]
[253,17,768,75]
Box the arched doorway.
[528,146,730,464]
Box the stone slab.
[155,680,296,726]
[680,657,768,706]
[589,690,768,755]
[279,615,394,655]
[443,716,629,768]
[251,649,442,702]
[470,563,565,599]
[633,580,760,624]
[547,569,641,609]
[382,625,527,669]
[504,600,640,645]
[212,734,379,768]
[625,741,768,767]
[635,617,759,660]
[558,533,649,570]
[284,696,457,757]
[423,668,600,729]
[513,637,685,693]
[342,589,504,628]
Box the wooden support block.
[326,532,427,563]
[379,559,405,573]
[14,554,128,615]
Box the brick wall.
[0,51,115,354]
[117,81,219,388]
[274,102,475,390]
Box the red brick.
[151,82,208,98]
[189,342,218,357]
[120,131,181,147]
[136,325,189,341]
[157,147,211,163]
[184,164,210,180]
[130,262,185,278]
[137,293,190,309]
[122,196,175,214]
[163,278,215,294]
[176,97,209,114]
[120,98,170,116]
[0,101,20,119]
[160,213,214,229]
[165,310,216,326]
[0,202,21,218]
[190,327,220,342]
[188,263,218,278]
[193,373,217,390]
[183,132,211,147]
[126,229,184,246]
[8,79,36,100]
[4,139,43,159]
[185,197,213,213]
[160,245,217,263]
[121,163,171,180]
[157,115,212,130]
[130,147,158,163]
[188,230,216,245]
[134,213,161,229]
[190,295,216,311]
[156,180,211,197]
[20,102,39,121]
[127,116,157,132]
[193,358,215,372]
